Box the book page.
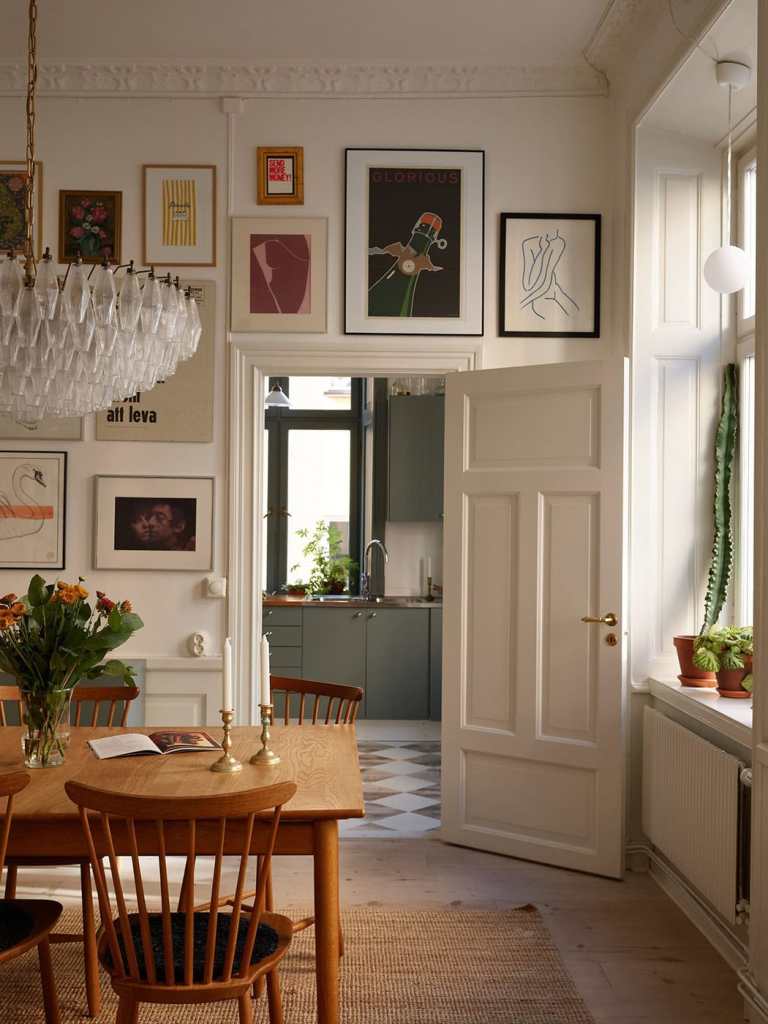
[88,734,162,759]
[148,731,220,754]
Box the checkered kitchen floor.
[340,739,441,839]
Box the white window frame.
[737,147,757,338]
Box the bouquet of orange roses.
[0,574,143,767]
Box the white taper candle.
[223,636,233,711]
[261,634,271,705]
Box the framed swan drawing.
[0,451,67,569]
[499,213,601,338]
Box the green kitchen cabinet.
[365,608,430,719]
[387,395,445,521]
[430,607,443,720]
[302,607,366,693]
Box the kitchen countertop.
[263,594,442,609]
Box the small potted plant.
[693,626,752,699]
[0,576,142,767]
[291,521,357,597]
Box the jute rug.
[0,904,595,1023]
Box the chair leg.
[252,857,268,1000]
[4,863,17,899]
[37,938,61,1024]
[80,862,101,1016]
[267,970,284,1024]
[238,991,253,1024]
[116,995,138,1024]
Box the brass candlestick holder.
[251,703,281,766]
[210,709,243,773]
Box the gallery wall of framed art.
[0,451,67,570]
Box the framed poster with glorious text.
[0,451,67,569]
[230,216,326,333]
[345,148,484,336]
[143,165,217,267]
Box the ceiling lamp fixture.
[703,59,752,295]
[264,382,291,408]
[0,0,201,429]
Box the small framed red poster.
[257,147,304,205]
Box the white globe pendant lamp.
[703,60,752,295]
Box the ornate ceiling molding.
[0,60,607,99]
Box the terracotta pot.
[716,656,752,699]
[673,635,716,687]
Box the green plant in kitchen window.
[291,520,357,596]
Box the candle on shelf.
[426,556,432,579]
[260,634,271,706]
[223,636,233,711]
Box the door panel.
[442,359,626,878]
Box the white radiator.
[642,706,743,925]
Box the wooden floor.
[14,834,746,1023]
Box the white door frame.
[227,334,481,723]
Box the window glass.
[286,430,351,585]
[738,354,755,625]
[287,377,352,411]
[741,158,757,323]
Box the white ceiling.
[0,0,610,66]
[645,0,757,143]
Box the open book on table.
[88,731,221,759]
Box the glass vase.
[21,688,72,768]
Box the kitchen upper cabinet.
[365,608,430,719]
[302,607,366,690]
[387,395,445,521]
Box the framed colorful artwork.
[58,190,122,264]
[143,164,217,267]
[257,147,304,205]
[0,161,43,257]
[93,475,214,571]
[499,213,601,338]
[344,148,484,336]
[95,280,215,443]
[230,216,327,333]
[0,451,67,570]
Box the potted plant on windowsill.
[674,365,738,687]
[693,626,753,699]
[292,521,357,597]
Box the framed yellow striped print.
[143,164,216,266]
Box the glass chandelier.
[0,0,202,429]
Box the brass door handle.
[581,612,618,627]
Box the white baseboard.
[627,842,748,973]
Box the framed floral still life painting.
[93,475,214,571]
[257,147,304,205]
[230,216,327,332]
[59,189,122,264]
[345,148,484,336]
[143,164,216,267]
[499,212,601,338]
[0,161,43,257]
[0,451,67,570]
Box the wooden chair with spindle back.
[65,778,297,1024]
[0,770,63,1024]
[2,681,141,1017]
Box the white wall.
[0,90,614,658]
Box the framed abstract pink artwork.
[231,217,326,332]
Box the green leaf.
[702,365,738,631]
[120,612,144,632]
[108,608,122,631]
[27,575,46,607]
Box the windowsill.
[649,676,753,749]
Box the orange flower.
[75,584,89,599]
[9,603,25,616]
[57,590,78,605]
[120,600,132,613]
[0,609,18,629]
[0,593,17,606]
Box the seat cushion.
[105,912,279,984]
[0,903,36,952]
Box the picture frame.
[230,216,327,333]
[95,280,215,443]
[257,146,304,205]
[345,148,484,336]
[143,164,217,267]
[0,451,67,570]
[93,475,214,571]
[0,161,43,258]
[59,190,122,264]
[0,416,82,441]
[499,213,601,338]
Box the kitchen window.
[262,377,364,594]
[736,150,756,625]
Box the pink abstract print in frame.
[250,233,311,315]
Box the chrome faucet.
[361,538,389,601]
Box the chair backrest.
[65,779,296,988]
[0,685,21,727]
[0,770,29,875]
[71,685,140,727]
[270,675,363,725]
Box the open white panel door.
[441,359,627,878]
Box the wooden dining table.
[0,723,365,1024]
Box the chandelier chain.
[24,0,38,278]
